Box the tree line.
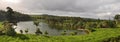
[0,8,31,21]
[32,14,120,31]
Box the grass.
[0,22,120,42]
[0,28,120,42]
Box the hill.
[0,10,31,21]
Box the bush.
[61,31,67,35]
[4,27,16,36]
[98,21,116,28]
[70,32,77,35]
[86,28,96,32]
[35,28,42,35]
[44,31,48,35]
[85,22,97,28]
[20,30,23,34]
[33,21,40,26]
[3,23,16,36]
[0,30,3,35]
[25,29,28,34]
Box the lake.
[15,21,86,36]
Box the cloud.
[0,0,120,19]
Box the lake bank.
[16,21,86,36]
[0,28,120,42]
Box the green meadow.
[0,23,120,42]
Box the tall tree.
[114,14,120,24]
[6,7,17,25]
[6,7,14,22]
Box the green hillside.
[0,28,120,42]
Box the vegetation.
[31,14,117,30]
[44,31,48,35]
[35,28,42,35]
[20,30,23,34]
[0,7,120,42]
[25,28,28,34]
[70,31,77,35]
[0,28,119,42]
[114,14,120,25]
[61,31,67,35]
[0,22,3,28]
[0,9,31,21]
[33,21,40,27]
[2,21,16,36]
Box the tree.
[3,21,16,36]
[25,28,28,34]
[20,30,23,34]
[35,28,42,35]
[114,14,120,24]
[33,21,40,27]
[44,31,48,35]
[114,14,120,20]
[6,7,14,22]
[61,30,67,35]
[70,31,77,35]
[6,7,19,26]
[98,21,116,28]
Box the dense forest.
[0,10,31,21]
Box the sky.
[0,0,120,19]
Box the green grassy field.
[0,28,120,42]
[0,21,120,42]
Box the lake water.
[15,21,86,36]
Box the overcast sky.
[0,0,120,19]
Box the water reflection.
[15,21,85,36]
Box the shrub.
[44,31,48,35]
[33,21,40,26]
[61,31,67,35]
[35,28,42,35]
[25,29,28,34]
[3,23,16,36]
[99,21,116,28]
[0,30,3,35]
[70,31,77,35]
[86,28,96,32]
[20,30,23,34]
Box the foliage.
[0,28,120,42]
[61,31,67,35]
[70,31,77,35]
[114,14,120,24]
[35,28,42,35]
[0,8,31,21]
[0,22,3,28]
[33,21,40,26]
[114,14,120,20]
[2,21,16,36]
[44,31,48,35]
[31,14,117,30]
[25,29,28,33]
[6,7,14,22]
[20,30,23,34]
